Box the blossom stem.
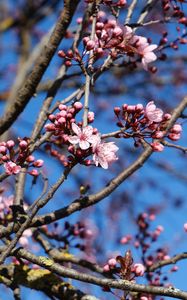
[83,5,98,127]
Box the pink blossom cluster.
[59,15,157,71]
[45,102,118,169]
[103,257,145,277]
[114,101,182,152]
[82,18,157,70]
[0,139,44,176]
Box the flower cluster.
[114,101,182,151]
[83,19,157,70]
[69,123,119,169]
[45,102,118,169]
[103,254,145,279]
[59,15,157,71]
[0,139,44,176]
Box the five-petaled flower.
[68,123,98,150]
[92,138,119,169]
[145,101,163,123]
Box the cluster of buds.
[0,139,44,176]
[82,17,157,70]
[85,0,126,6]
[114,101,182,152]
[58,14,158,71]
[103,254,145,278]
[162,0,187,25]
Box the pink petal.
[68,136,79,144]
[72,123,81,136]
[83,125,93,137]
[144,52,157,64]
[144,44,157,53]
[79,140,90,150]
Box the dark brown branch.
[149,252,187,272]
[11,248,187,300]
[0,0,80,136]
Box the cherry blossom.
[145,101,163,123]
[92,140,119,169]
[68,123,98,150]
[4,161,21,175]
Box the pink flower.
[68,123,97,150]
[145,101,163,123]
[134,36,157,70]
[92,140,119,169]
[133,263,145,276]
[4,161,21,175]
[141,44,157,70]
[108,258,117,267]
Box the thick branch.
[0,0,80,136]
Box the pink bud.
[151,142,164,152]
[19,140,28,149]
[170,124,182,134]
[76,17,82,24]
[26,155,35,163]
[58,50,66,58]
[168,133,181,141]
[103,264,110,272]
[0,146,7,154]
[59,104,67,111]
[86,40,95,51]
[6,140,15,149]
[48,114,56,122]
[127,105,136,112]
[29,169,39,177]
[58,117,66,124]
[152,131,164,139]
[96,22,104,30]
[83,37,90,45]
[108,258,117,267]
[113,26,123,37]
[171,265,178,272]
[163,113,171,120]
[45,124,56,131]
[133,263,145,276]
[73,102,83,111]
[33,159,44,168]
[114,107,121,115]
[135,104,144,111]
[88,111,95,123]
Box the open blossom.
[145,101,163,123]
[92,139,119,169]
[134,36,157,70]
[4,161,21,175]
[68,123,98,150]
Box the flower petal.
[72,123,81,136]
